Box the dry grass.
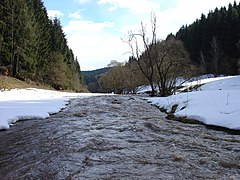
[0,76,53,90]
[0,76,89,93]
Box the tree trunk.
[12,54,18,77]
[150,82,155,97]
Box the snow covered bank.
[0,88,103,130]
[148,76,240,130]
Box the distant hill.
[81,67,110,92]
[82,67,109,85]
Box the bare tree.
[154,37,191,96]
[99,59,145,94]
[124,61,147,93]
[124,13,194,96]
[99,64,127,94]
[123,13,158,96]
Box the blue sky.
[42,0,237,70]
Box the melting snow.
[0,88,103,130]
[148,75,240,130]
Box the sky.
[42,0,237,70]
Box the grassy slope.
[0,76,89,92]
[0,76,53,90]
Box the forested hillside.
[82,67,109,92]
[176,1,240,75]
[0,0,83,91]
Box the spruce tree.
[27,0,52,82]
[0,0,83,90]
[176,2,240,75]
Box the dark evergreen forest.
[176,1,240,75]
[0,0,83,91]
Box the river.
[0,95,240,179]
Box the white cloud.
[74,0,92,4]
[47,10,64,19]
[64,20,129,70]
[64,20,114,34]
[69,11,83,19]
[99,0,237,39]
[97,0,160,14]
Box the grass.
[0,76,53,90]
[160,104,205,125]
[0,76,88,92]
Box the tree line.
[0,0,83,91]
[176,1,240,75]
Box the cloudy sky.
[43,0,236,70]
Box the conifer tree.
[176,2,240,75]
[27,0,51,81]
[0,0,83,91]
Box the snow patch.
[0,88,104,130]
[148,75,240,130]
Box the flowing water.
[0,95,240,179]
